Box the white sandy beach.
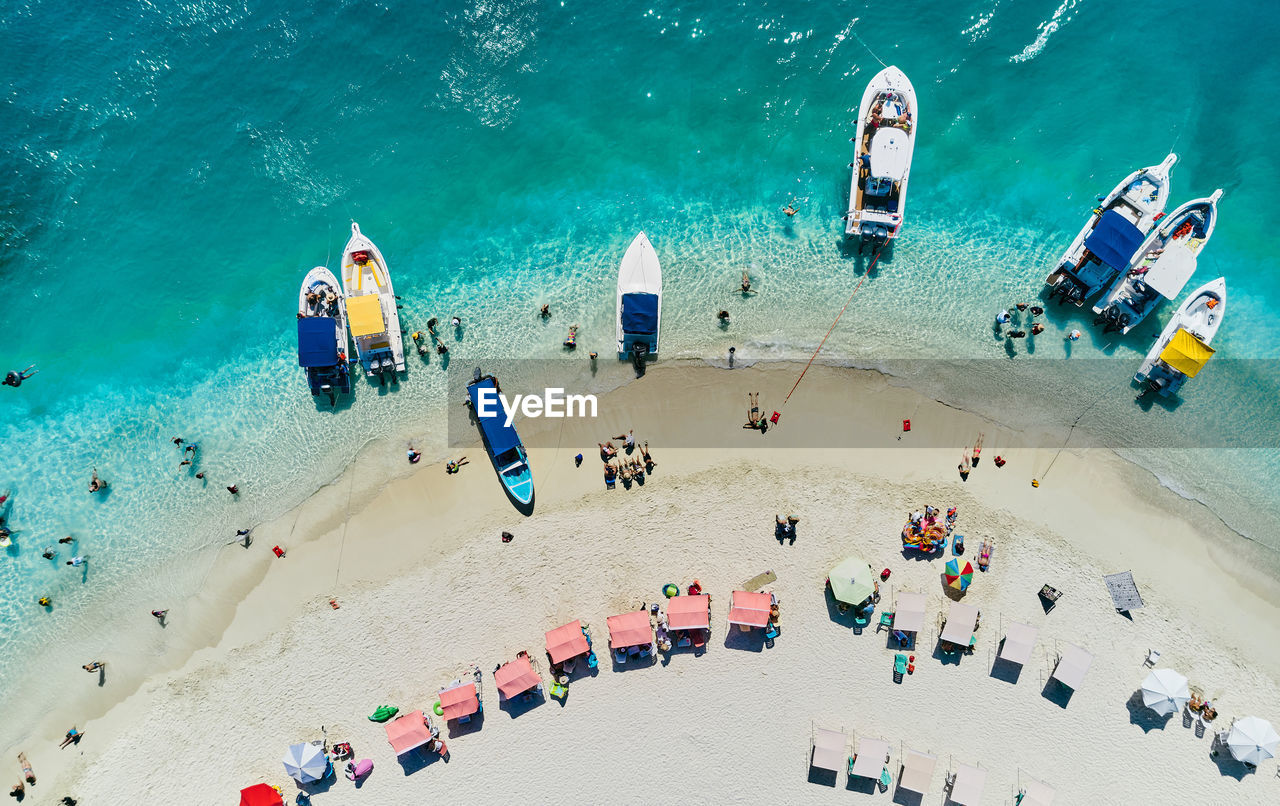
[9,362,1280,805]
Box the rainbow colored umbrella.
[944,559,974,591]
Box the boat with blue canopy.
[466,372,534,507]
[615,232,662,375]
[297,266,350,404]
[1045,154,1177,306]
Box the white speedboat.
[296,266,350,402]
[616,232,662,375]
[845,66,917,246]
[340,222,405,382]
[1094,190,1222,334]
[1134,277,1225,398]
[1045,154,1177,306]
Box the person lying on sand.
[598,442,617,460]
[604,464,617,483]
[641,441,655,471]
[613,430,635,450]
[744,392,760,428]
[445,457,468,474]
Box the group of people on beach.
[595,430,656,489]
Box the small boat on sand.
[341,222,405,384]
[466,371,534,507]
[615,232,662,376]
[845,65,917,247]
[296,266,351,403]
[1134,276,1225,398]
[1045,154,1177,306]
[1093,190,1222,334]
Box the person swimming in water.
[3,365,37,388]
[783,202,798,217]
[88,469,107,493]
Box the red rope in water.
[780,243,886,410]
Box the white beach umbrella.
[282,741,329,783]
[1140,668,1190,716]
[1226,717,1280,765]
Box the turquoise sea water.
[3,0,1280,734]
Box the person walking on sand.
[82,662,104,673]
[150,609,168,623]
[59,728,82,749]
[235,528,252,547]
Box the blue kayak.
[466,374,534,506]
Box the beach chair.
[638,644,653,659]
[1144,649,1161,667]
[893,653,908,683]
[764,623,779,640]
[549,682,567,700]
[878,611,895,631]
[879,768,892,792]
[614,647,627,664]
[1039,584,1063,612]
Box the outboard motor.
[874,225,889,243]
[631,341,650,378]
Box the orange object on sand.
[329,599,340,610]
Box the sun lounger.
[1039,584,1062,612]
[893,653,908,683]
[614,647,627,664]
[1144,649,1161,667]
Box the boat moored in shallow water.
[1134,276,1225,399]
[1045,154,1177,306]
[845,65,917,247]
[616,232,662,376]
[341,222,405,384]
[1093,190,1222,334]
[296,266,350,404]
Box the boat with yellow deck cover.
[341,222,405,382]
[1134,276,1225,398]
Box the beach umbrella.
[239,784,284,806]
[943,559,974,592]
[828,556,876,605]
[282,742,328,783]
[1226,716,1280,765]
[1140,668,1190,716]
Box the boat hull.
[615,232,662,357]
[1044,154,1177,307]
[1134,277,1225,396]
[846,66,917,242]
[341,222,406,377]
[297,266,351,398]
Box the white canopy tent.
[899,749,937,794]
[999,621,1038,665]
[1051,644,1093,690]
[949,764,987,805]
[811,727,846,772]
[893,592,927,633]
[939,602,979,645]
[849,737,890,779]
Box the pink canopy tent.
[545,620,591,664]
[607,610,653,648]
[666,594,711,630]
[494,656,542,699]
[384,711,433,755]
[727,590,772,628]
[438,682,479,721]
